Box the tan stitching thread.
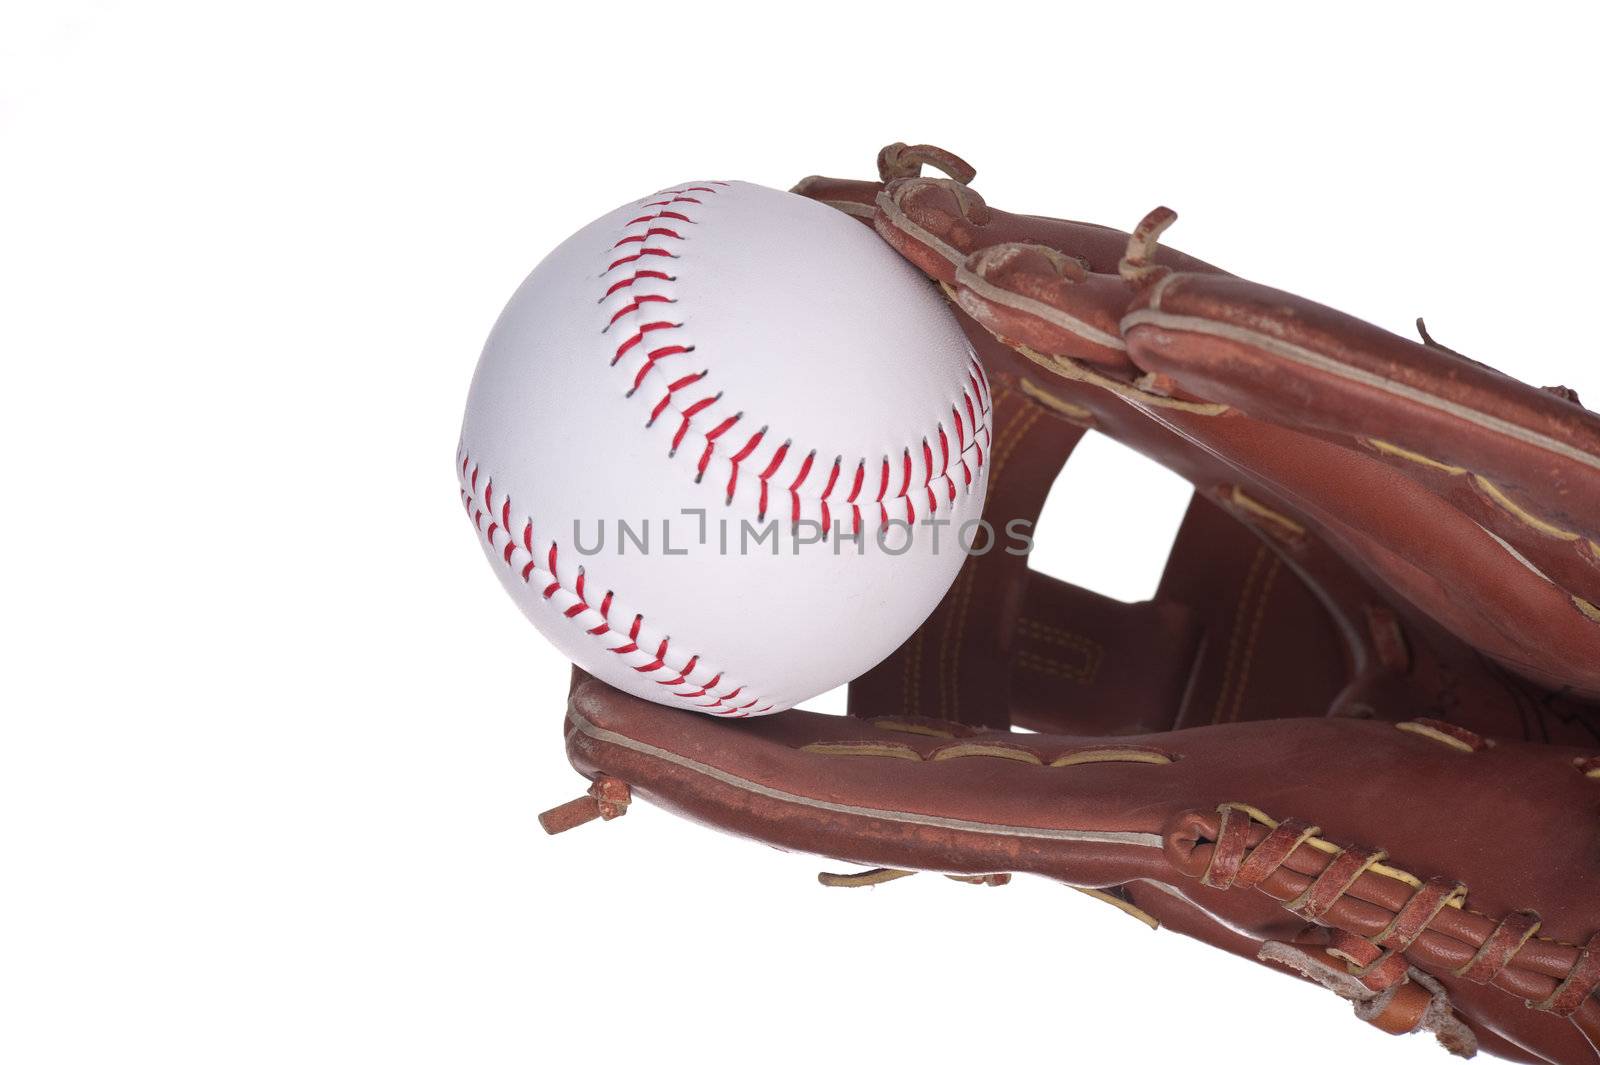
[800,741,922,760]
[1019,617,1103,652]
[1226,486,1307,540]
[803,736,1174,768]
[577,709,1590,968]
[1219,803,1430,892]
[931,744,1044,765]
[1018,376,1095,423]
[1014,343,1231,415]
[1017,651,1096,683]
[1211,546,1269,726]
[937,558,976,721]
[1017,618,1103,684]
[989,384,1042,478]
[1225,557,1281,724]
[1122,309,1600,474]
[937,387,1040,720]
[956,260,1128,353]
[1051,749,1174,767]
[817,868,916,887]
[1144,269,1182,312]
[901,621,924,717]
[877,189,972,273]
[1395,721,1484,753]
[1469,475,1583,540]
[569,709,1168,848]
[1368,438,1600,560]
[1367,438,1467,475]
[817,868,1012,888]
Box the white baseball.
[459,180,991,716]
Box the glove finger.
[789,174,879,221]
[561,677,1600,1061]
[1041,350,1600,699]
[875,175,1219,278]
[954,241,1134,371]
[897,205,1600,693]
[872,178,1223,375]
[1122,272,1600,635]
[997,315,1600,694]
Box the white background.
[3,3,1594,1063]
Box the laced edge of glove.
[537,144,1600,1062]
[543,694,1600,1060]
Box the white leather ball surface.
[459,180,991,715]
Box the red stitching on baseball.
[921,439,937,515]
[635,637,671,674]
[697,412,743,483]
[756,441,790,522]
[611,615,642,655]
[598,184,992,532]
[587,592,613,635]
[606,247,675,273]
[725,427,766,504]
[672,392,722,456]
[629,345,693,396]
[459,448,775,717]
[659,654,699,687]
[605,293,673,331]
[565,569,589,618]
[649,372,708,425]
[612,227,684,249]
[626,211,692,225]
[788,450,815,525]
[604,269,674,299]
[819,458,841,537]
[612,321,679,365]
[542,542,560,599]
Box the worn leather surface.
[555,145,1600,1063]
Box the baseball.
[458,180,990,716]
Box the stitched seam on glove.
[567,709,1168,846]
[1121,307,1600,475]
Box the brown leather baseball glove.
[541,144,1600,1063]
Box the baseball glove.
[540,144,1600,1063]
